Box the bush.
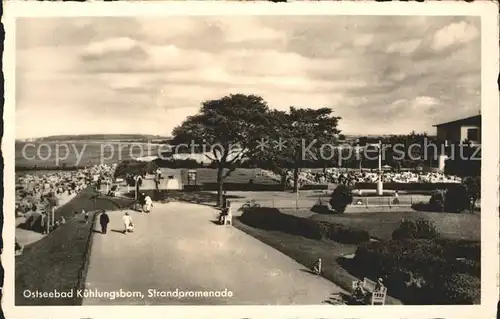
[426,273,480,304]
[328,223,370,244]
[329,184,353,213]
[239,207,369,244]
[352,239,480,304]
[154,158,201,169]
[429,190,446,212]
[392,218,440,240]
[444,184,470,213]
[437,239,480,261]
[427,186,474,213]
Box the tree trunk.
[293,166,299,193]
[216,165,224,207]
[280,173,287,191]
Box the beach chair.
[362,277,376,292]
[371,289,387,305]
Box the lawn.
[308,210,480,241]
[233,208,480,305]
[233,218,403,305]
[15,187,134,305]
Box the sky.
[16,15,481,139]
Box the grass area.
[234,207,480,305]
[15,187,134,305]
[233,217,402,305]
[308,210,480,241]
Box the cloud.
[431,21,479,52]
[15,16,481,139]
[386,39,422,55]
[82,37,146,61]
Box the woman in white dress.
[122,212,133,234]
[143,195,153,213]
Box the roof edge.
[433,114,481,127]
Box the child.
[123,212,133,234]
[313,258,322,275]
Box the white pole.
[51,206,55,227]
[377,140,383,196]
[378,140,382,172]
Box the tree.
[257,107,341,192]
[172,94,270,206]
[463,176,480,212]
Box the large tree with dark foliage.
[257,107,341,192]
[172,94,270,206]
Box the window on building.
[467,128,479,142]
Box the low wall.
[354,182,459,191]
[183,183,329,192]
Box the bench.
[351,278,387,305]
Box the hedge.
[239,207,369,244]
[352,238,480,304]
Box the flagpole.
[377,140,383,195]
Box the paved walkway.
[83,202,345,305]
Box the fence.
[233,193,431,211]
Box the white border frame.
[2,1,499,318]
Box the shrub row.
[352,238,480,304]
[154,158,203,168]
[239,207,369,244]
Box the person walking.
[154,175,160,193]
[135,174,142,199]
[99,210,110,234]
[138,192,146,212]
[84,210,89,224]
[122,212,133,234]
[143,195,153,213]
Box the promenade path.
[83,202,345,305]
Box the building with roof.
[434,114,481,146]
[433,114,481,173]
